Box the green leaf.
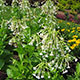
[7,69,13,78]
[76,63,80,75]
[0,59,5,70]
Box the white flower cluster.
[41,0,57,15]
[30,25,76,79]
[8,17,29,47]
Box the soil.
[0,71,7,80]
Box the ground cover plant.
[0,0,80,80]
[56,0,80,13]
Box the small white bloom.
[52,48,56,50]
[8,27,10,29]
[40,33,43,37]
[67,66,70,69]
[38,19,41,23]
[44,26,47,29]
[9,42,12,45]
[45,54,48,58]
[33,73,36,76]
[66,47,69,50]
[33,67,36,70]
[58,66,61,69]
[42,51,46,53]
[45,18,47,20]
[14,44,17,48]
[49,41,52,44]
[58,26,60,28]
[42,40,45,44]
[41,46,44,50]
[30,37,32,39]
[62,70,68,74]
[40,53,43,56]
[48,76,50,78]
[52,60,55,64]
[50,53,54,56]
[59,49,61,52]
[25,25,28,28]
[13,32,16,35]
[22,39,25,42]
[43,58,46,60]
[55,63,58,68]
[53,28,56,31]
[75,58,78,62]
[16,25,18,28]
[36,44,38,46]
[68,49,71,52]
[41,75,44,78]
[17,32,19,35]
[50,52,54,56]
[57,47,59,49]
[48,63,51,67]
[51,67,54,71]
[61,54,64,56]
[60,37,64,40]
[64,51,66,54]
[36,76,40,79]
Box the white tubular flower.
[60,37,64,40]
[51,67,54,71]
[62,70,68,74]
[51,60,55,64]
[50,52,54,56]
[33,73,36,77]
[22,26,26,29]
[48,76,50,78]
[66,47,69,50]
[39,33,43,37]
[29,39,34,45]
[38,19,41,23]
[55,63,58,68]
[44,26,47,29]
[68,49,71,52]
[45,54,48,58]
[36,76,40,79]
[33,67,36,70]
[41,45,45,50]
[75,58,78,62]
[41,75,44,78]
[9,40,12,45]
[40,53,43,56]
[42,40,45,44]
[48,63,51,67]
[14,44,17,48]
[9,42,12,45]
[67,65,70,69]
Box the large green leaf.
[7,69,13,78]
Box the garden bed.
[56,10,80,24]
[1,0,80,80]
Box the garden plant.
[0,0,80,80]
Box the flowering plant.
[56,19,80,56]
[0,0,78,80]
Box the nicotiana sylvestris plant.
[28,0,77,79]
